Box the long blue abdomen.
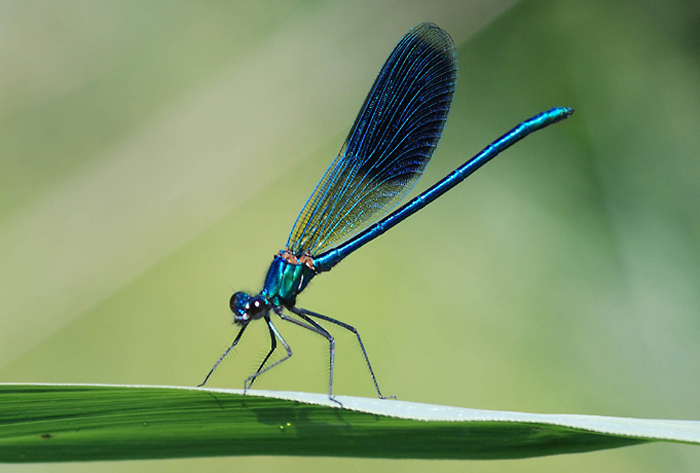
[313,107,573,271]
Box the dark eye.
[230,292,250,315]
[247,295,268,319]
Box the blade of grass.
[0,383,697,462]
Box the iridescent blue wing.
[287,23,458,257]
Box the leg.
[291,306,395,400]
[198,323,248,387]
[276,307,342,406]
[281,310,336,400]
[243,315,292,392]
[246,321,278,390]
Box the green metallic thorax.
[261,254,315,306]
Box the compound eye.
[230,292,251,316]
[247,295,268,320]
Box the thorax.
[261,250,316,306]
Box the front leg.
[198,323,248,387]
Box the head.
[230,292,270,325]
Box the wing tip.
[408,23,456,60]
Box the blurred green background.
[1,0,700,471]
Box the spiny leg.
[243,315,293,392]
[246,321,278,390]
[198,324,248,387]
[291,306,395,400]
[281,311,336,399]
[276,308,342,407]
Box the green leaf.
[0,383,697,462]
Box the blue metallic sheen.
[261,255,315,305]
[287,23,458,257]
[313,107,573,271]
[199,22,573,403]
